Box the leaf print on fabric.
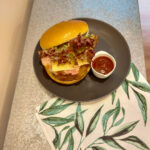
[132,89,147,125]
[61,126,70,132]
[101,136,125,150]
[75,103,84,135]
[114,108,125,127]
[86,105,103,136]
[128,80,150,93]
[52,127,60,149]
[53,125,71,148]
[40,102,75,116]
[92,146,106,150]
[39,101,48,112]
[50,98,65,107]
[67,130,74,150]
[102,108,117,135]
[112,99,120,125]
[67,109,87,120]
[114,118,124,127]
[131,62,139,81]
[112,90,116,104]
[53,126,73,149]
[122,80,129,99]
[42,117,74,126]
[60,127,76,149]
[111,120,139,137]
[121,136,150,150]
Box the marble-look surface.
[3,0,145,149]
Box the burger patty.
[38,33,97,75]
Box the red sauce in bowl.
[92,56,114,74]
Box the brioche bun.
[40,20,89,50]
[44,64,90,85]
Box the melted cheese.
[52,62,75,71]
[51,59,89,72]
[77,59,89,66]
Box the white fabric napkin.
[36,63,150,150]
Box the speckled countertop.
[3,0,146,149]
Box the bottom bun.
[45,65,90,85]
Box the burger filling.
[38,33,98,76]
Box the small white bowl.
[91,51,116,79]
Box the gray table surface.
[4,0,146,149]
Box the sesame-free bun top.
[40,20,89,50]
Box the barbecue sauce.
[92,56,114,74]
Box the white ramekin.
[91,51,116,79]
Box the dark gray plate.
[33,18,131,101]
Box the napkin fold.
[36,63,150,150]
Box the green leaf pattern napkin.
[36,63,150,150]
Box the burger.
[38,20,98,84]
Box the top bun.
[40,20,89,50]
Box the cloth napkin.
[36,63,150,150]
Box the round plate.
[33,18,131,101]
